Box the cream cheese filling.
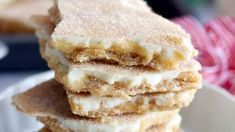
[68,89,195,112]
[52,35,195,61]
[69,94,125,112]
[45,43,186,89]
[68,67,180,88]
[164,113,182,132]
[58,111,180,132]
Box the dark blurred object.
[146,0,216,21]
[172,0,216,22]
[0,35,48,71]
[145,0,183,18]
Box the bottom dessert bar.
[12,79,181,132]
[38,113,181,132]
[13,79,196,118]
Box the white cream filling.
[58,111,180,132]
[164,114,182,132]
[69,95,126,112]
[45,43,183,89]
[69,90,194,112]
[68,67,180,88]
[52,35,195,61]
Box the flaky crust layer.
[65,71,201,99]
[53,41,188,71]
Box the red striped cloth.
[172,16,235,95]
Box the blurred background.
[0,0,234,93]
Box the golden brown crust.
[146,124,181,132]
[53,42,186,70]
[39,127,53,132]
[12,79,74,118]
[48,3,60,26]
[38,118,70,132]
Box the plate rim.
[203,82,235,103]
[0,71,53,100]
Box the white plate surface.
[0,41,8,60]
[0,71,235,132]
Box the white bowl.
[0,71,235,132]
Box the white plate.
[0,71,235,132]
[0,41,8,60]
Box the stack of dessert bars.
[13,0,202,131]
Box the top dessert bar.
[48,0,198,70]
